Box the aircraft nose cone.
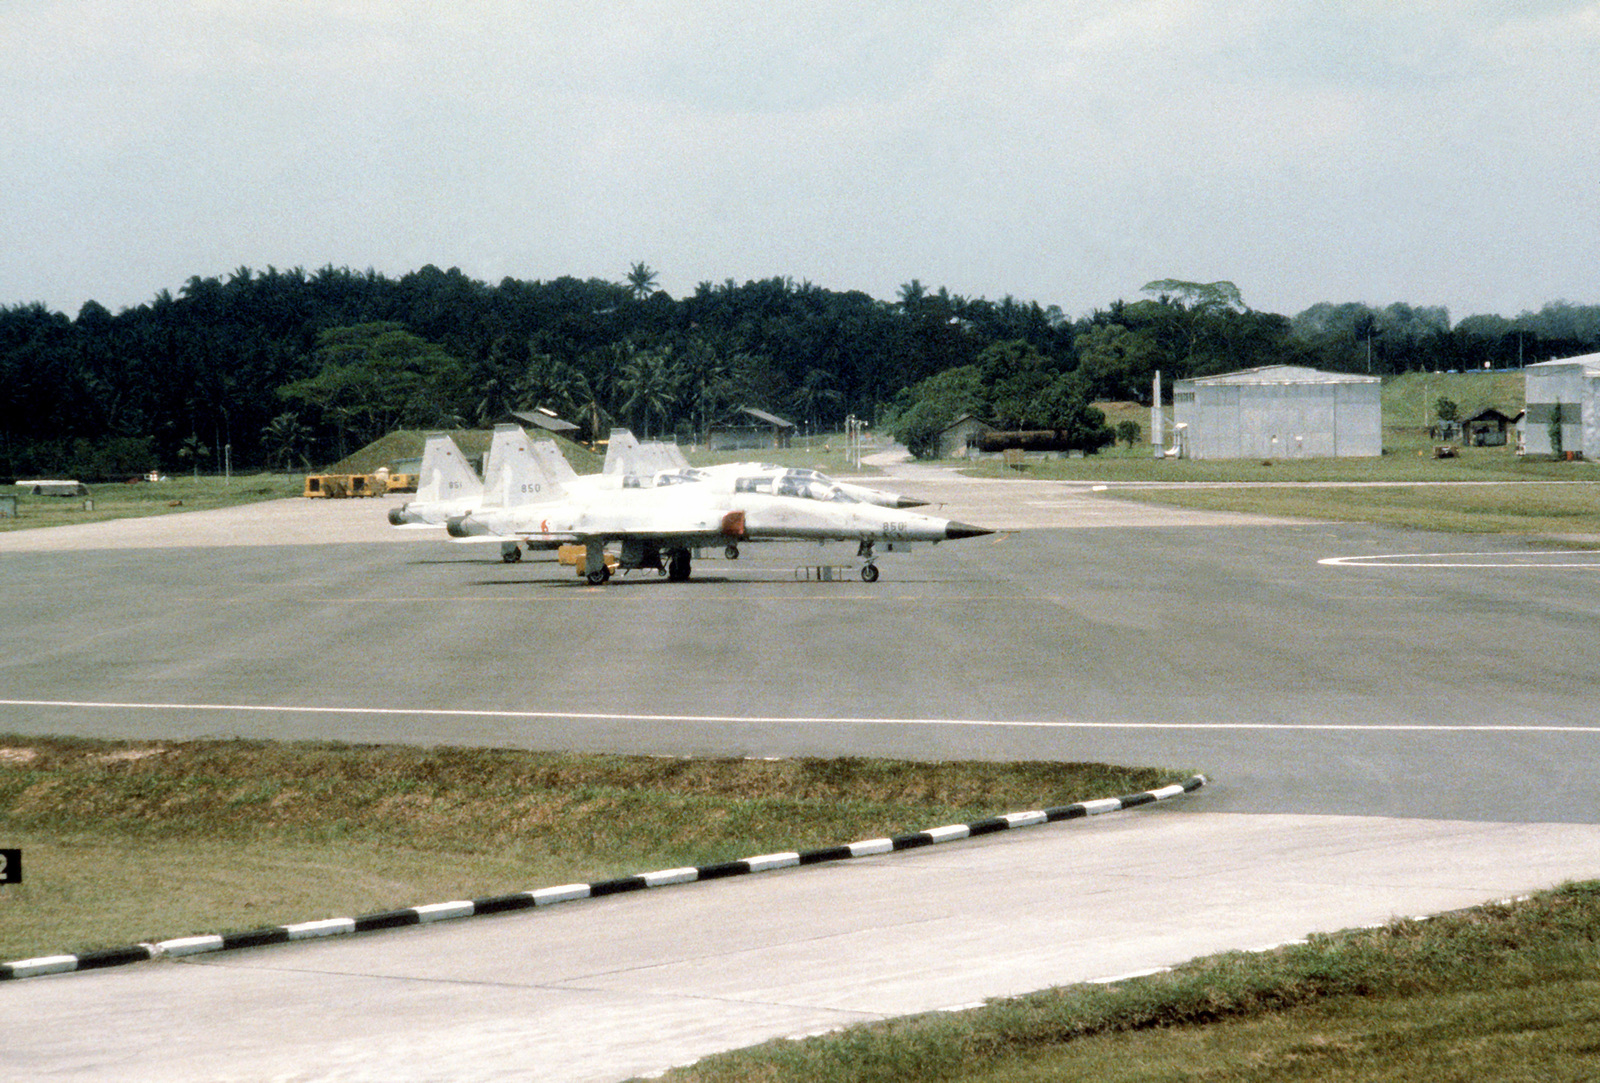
[943,521,993,540]
[895,495,929,508]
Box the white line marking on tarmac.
[0,699,1596,733]
[1321,550,1600,568]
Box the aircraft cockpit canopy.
[623,470,704,488]
[735,475,858,502]
[653,469,704,486]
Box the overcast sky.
[4,1,1598,323]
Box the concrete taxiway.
[1,462,1598,1081]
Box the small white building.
[1522,353,1600,459]
[936,414,995,459]
[1172,365,1382,460]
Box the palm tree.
[792,368,844,435]
[618,345,681,438]
[262,412,310,473]
[625,262,659,301]
[558,358,615,447]
[680,338,730,445]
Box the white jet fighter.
[387,433,482,527]
[389,425,559,563]
[601,428,687,478]
[446,435,992,584]
[602,427,925,508]
[656,462,927,508]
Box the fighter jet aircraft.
[387,433,481,528]
[388,426,555,563]
[665,462,926,508]
[601,427,925,508]
[600,429,685,478]
[446,433,992,584]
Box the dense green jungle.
[3,266,1596,478]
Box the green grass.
[0,736,1176,960]
[946,375,1600,534]
[953,371,1557,483]
[1109,482,1600,536]
[686,436,893,478]
[0,474,304,533]
[662,883,1600,1083]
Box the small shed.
[1172,365,1382,459]
[1522,353,1600,459]
[708,407,795,451]
[1463,407,1516,447]
[937,415,996,459]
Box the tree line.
[2,264,1596,475]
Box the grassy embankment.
[0,736,1174,963]
[663,881,1600,1083]
[5,744,1598,1081]
[963,372,1600,536]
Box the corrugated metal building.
[1172,365,1381,459]
[1522,353,1600,459]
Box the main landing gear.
[857,539,880,583]
[582,548,689,584]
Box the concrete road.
[2,479,1595,822]
[6,811,1599,1083]
[2,468,1599,1081]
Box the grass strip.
[1107,481,1600,536]
[662,882,1600,1082]
[0,474,303,532]
[0,736,1179,960]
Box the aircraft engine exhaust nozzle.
[387,505,410,526]
[445,515,477,539]
[944,521,993,540]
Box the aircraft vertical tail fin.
[481,424,562,509]
[530,440,580,486]
[602,428,641,475]
[415,433,481,504]
[640,441,678,473]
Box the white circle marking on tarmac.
[1320,550,1600,568]
[1,698,1596,733]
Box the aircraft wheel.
[724,544,740,560]
[861,563,880,583]
[586,567,610,585]
[667,550,691,582]
[501,546,522,564]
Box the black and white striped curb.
[1,774,1205,981]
